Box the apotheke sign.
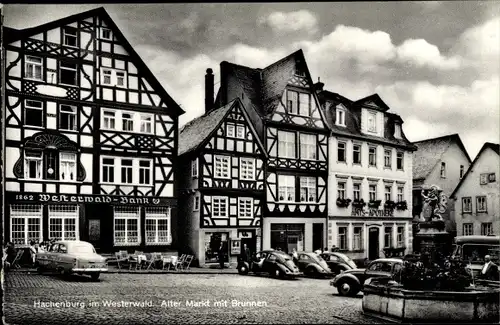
[7,192,172,206]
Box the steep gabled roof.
[353,94,390,112]
[412,134,472,180]
[4,7,184,117]
[178,98,266,157]
[450,142,500,198]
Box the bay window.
[300,133,316,160]
[145,207,171,245]
[300,177,316,202]
[278,131,296,158]
[212,196,228,218]
[113,206,140,245]
[214,155,230,179]
[278,175,295,202]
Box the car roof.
[372,258,403,263]
[55,240,93,246]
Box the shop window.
[113,206,140,245]
[145,207,171,245]
[270,224,304,253]
[48,205,78,241]
[10,204,43,246]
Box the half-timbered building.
[213,50,330,254]
[177,69,266,266]
[316,84,416,261]
[1,8,183,252]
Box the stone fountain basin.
[362,279,500,323]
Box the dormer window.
[336,106,346,127]
[394,123,402,138]
[367,112,377,133]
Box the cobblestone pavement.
[3,272,389,324]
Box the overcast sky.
[4,2,499,159]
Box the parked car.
[237,250,301,279]
[330,258,403,296]
[36,240,107,281]
[295,252,333,277]
[320,252,358,274]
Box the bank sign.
[6,192,174,206]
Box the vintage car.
[295,252,333,277]
[237,250,301,279]
[330,258,403,296]
[36,240,107,281]
[320,252,358,274]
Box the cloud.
[220,43,288,68]
[451,17,500,75]
[257,10,318,34]
[396,39,462,70]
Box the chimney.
[314,77,324,93]
[205,68,214,113]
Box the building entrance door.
[313,223,324,251]
[88,219,101,251]
[368,227,380,260]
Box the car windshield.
[69,243,96,254]
[460,244,500,264]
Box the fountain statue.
[414,185,452,261]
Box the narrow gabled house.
[412,134,472,236]
[215,50,330,253]
[450,142,499,237]
[317,86,417,261]
[2,8,184,252]
[177,69,267,266]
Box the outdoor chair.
[115,252,128,269]
[168,255,179,271]
[162,255,172,270]
[183,255,194,271]
[12,250,24,269]
[175,254,186,271]
[146,253,162,270]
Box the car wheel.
[91,273,100,281]
[337,279,359,297]
[306,266,317,277]
[238,265,249,275]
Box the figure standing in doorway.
[218,243,225,269]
